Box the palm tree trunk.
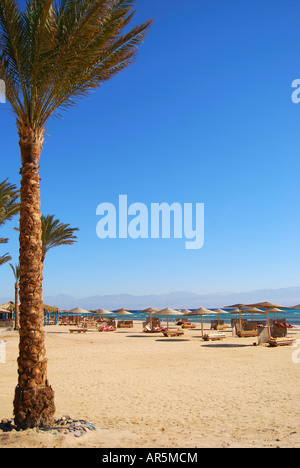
[14,282,19,331]
[13,126,55,429]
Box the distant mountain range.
[1,287,299,310]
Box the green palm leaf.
[41,214,78,262]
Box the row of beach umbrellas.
[2,301,297,339]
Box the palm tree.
[41,214,78,264]
[9,263,20,330]
[0,179,19,265]
[0,0,152,429]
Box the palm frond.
[1,0,153,128]
[41,214,79,260]
[0,178,20,226]
[0,0,29,119]
[9,262,20,280]
[0,252,12,265]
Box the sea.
[122,309,300,326]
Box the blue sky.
[0,0,300,299]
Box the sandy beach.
[0,322,299,448]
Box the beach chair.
[98,324,115,332]
[175,318,186,326]
[203,333,226,341]
[268,337,295,347]
[236,322,258,338]
[211,320,229,331]
[97,318,116,332]
[266,320,295,346]
[69,328,88,334]
[162,329,184,337]
[143,324,165,333]
[181,322,196,329]
[117,320,133,328]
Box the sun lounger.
[143,324,165,333]
[162,329,184,337]
[274,322,295,329]
[215,324,229,330]
[181,322,196,329]
[237,329,258,337]
[69,328,88,334]
[117,320,133,328]
[268,337,295,347]
[98,325,115,332]
[211,320,229,331]
[203,333,226,341]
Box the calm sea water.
[97,309,300,326]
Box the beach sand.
[0,322,299,448]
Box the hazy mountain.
[1,287,299,310]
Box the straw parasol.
[42,304,61,313]
[65,307,91,325]
[187,308,216,337]
[0,301,15,312]
[115,308,132,321]
[180,309,192,315]
[211,308,230,321]
[225,303,247,328]
[0,308,12,314]
[155,307,183,330]
[139,307,159,328]
[92,308,113,317]
[226,303,265,328]
[268,307,285,320]
[246,302,285,339]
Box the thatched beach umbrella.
[0,301,15,312]
[66,307,91,325]
[42,304,61,325]
[0,308,12,316]
[268,308,285,320]
[187,308,216,337]
[246,302,285,339]
[139,307,159,328]
[180,309,192,316]
[42,304,61,313]
[92,308,113,317]
[155,307,183,330]
[225,303,247,328]
[115,308,132,321]
[211,308,230,321]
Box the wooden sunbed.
[215,324,229,330]
[162,329,184,337]
[237,329,258,338]
[69,328,88,334]
[182,323,196,329]
[143,325,165,333]
[98,325,115,332]
[203,333,226,341]
[118,322,133,328]
[268,337,295,347]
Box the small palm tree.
[0,0,152,429]
[9,263,20,330]
[0,179,20,265]
[41,214,78,263]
